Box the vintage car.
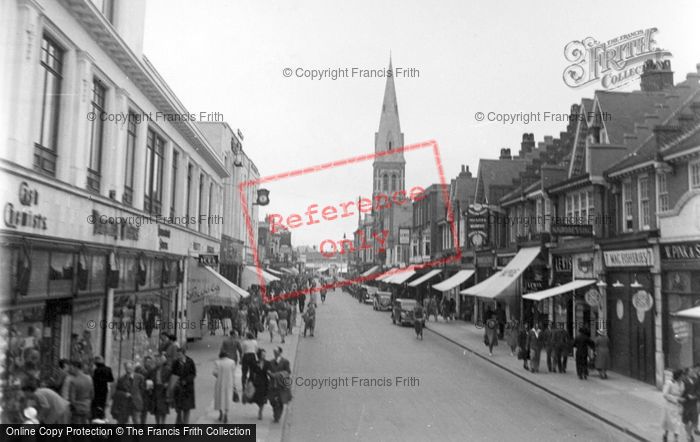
[391,298,418,326]
[362,285,378,304]
[373,291,392,311]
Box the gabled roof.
[595,91,667,145]
[475,158,529,204]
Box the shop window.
[78,253,106,294]
[71,298,104,370]
[26,251,50,298]
[48,252,74,296]
[118,255,136,291]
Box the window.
[123,111,137,205]
[586,190,594,223]
[186,164,193,221]
[208,182,214,235]
[623,180,633,231]
[87,79,106,193]
[198,173,205,232]
[144,128,165,215]
[544,198,551,231]
[34,35,64,176]
[382,174,388,191]
[691,160,700,189]
[658,172,669,211]
[535,199,543,233]
[170,151,179,218]
[580,191,588,222]
[638,176,650,229]
[390,174,396,191]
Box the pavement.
[283,289,638,442]
[425,318,665,442]
[182,311,302,442]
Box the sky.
[142,0,700,250]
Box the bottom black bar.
[2,424,256,442]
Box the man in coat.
[169,348,196,424]
[111,361,146,424]
[541,322,555,373]
[67,360,94,424]
[267,346,292,423]
[527,323,543,373]
[91,355,114,419]
[552,326,571,373]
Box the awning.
[390,270,416,285]
[266,268,284,277]
[361,265,380,277]
[433,270,474,292]
[672,306,700,321]
[460,247,541,299]
[281,268,297,275]
[522,279,598,302]
[241,265,280,289]
[188,263,249,307]
[408,269,442,287]
[376,270,396,282]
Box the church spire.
[375,55,403,160]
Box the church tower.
[372,56,405,201]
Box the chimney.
[640,59,674,92]
[499,148,512,160]
[519,133,535,156]
[459,165,472,178]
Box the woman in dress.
[266,308,279,343]
[593,329,610,379]
[248,348,270,420]
[662,369,685,442]
[212,351,236,423]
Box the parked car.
[373,291,392,311]
[392,298,418,326]
[362,285,378,304]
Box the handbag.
[483,334,489,346]
[232,388,240,403]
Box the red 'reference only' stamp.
[239,140,459,303]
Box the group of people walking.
[662,366,700,442]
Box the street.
[283,290,637,442]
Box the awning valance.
[672,306,700,321]
[361,266,379,277]
[522,279,597,302]
[433,270,474,292]
[408,269,442,287]
[390,270,416,285]
[460,247,540,299]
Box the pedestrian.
[150,353,170,424]
[541,322,555,373]
[527,323,543,373]
[220,330,242,363]
[111,361,146,424]
[517,324,530,370]
[213,351,236,423]
[247,305,260,339]
[59,359,74,400]
[552,327,571,374]
[139,357,156,424]
[505,320,518,356]
[277,304,289,344]
[681,367,699,441]
[21,380,71,424]
[240,332,259,390]
[298,293,306,314]
[484,315,498,356]
[449,297,456,321]
[573,327,594,380]
[496,304,506,339]
[288,301,296,335]
[169,348,196,424]
[67,360,93,424]
[90,355,113,420]
[303,302,316,337]
[266,308,280,343]
[593,329,610,379]
[249,348,270,420]
[159,333,178,370]
[49,358,70,394]
[267,347,292,423]
[662,369,685,442]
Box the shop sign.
[554,255,572,273]
[603,248,653,267]
[585,288,601,306]
[398,228,411,245]
[574,253,595,278]
[467,204,489,247]
[551,223,593,237]
[632,289,653,323]
[672,320,690,344]
[4,181,48,230]
[91,209,139,241]
[661,242,700,261]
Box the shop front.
[603,247,656,385]
[661,241,700,370]
[432,269,475,321]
